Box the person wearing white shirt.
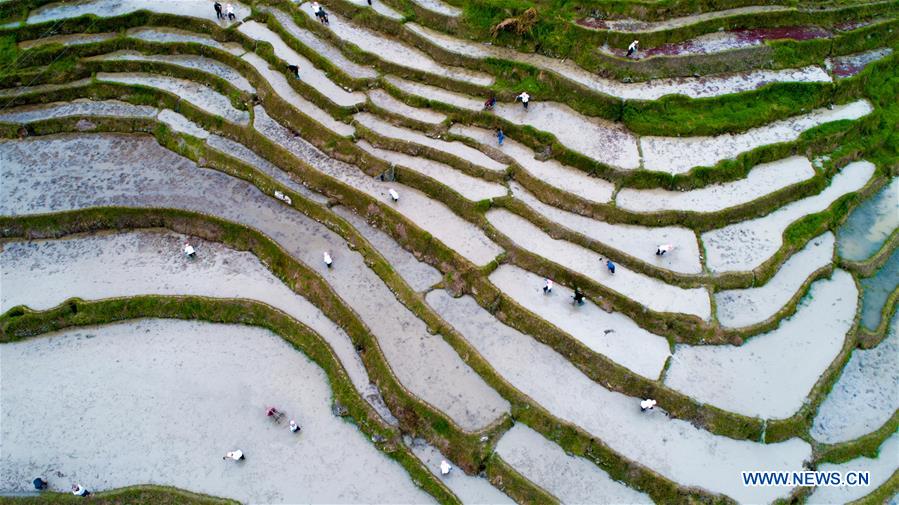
[224,450,245,461]
[388,188,399,202]
[626,40,639,58]
[640,398,657,412]
[323,251,333,268]
[656,244,673,256]
[516,92,530,111]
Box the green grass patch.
[0,485,238,505]
[624,81,833,136]
[0,34,17,70]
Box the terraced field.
[0,0,895,502]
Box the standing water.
[837,177,898,262]
[859,246,899,332]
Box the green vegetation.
[0,486,238,505]
[0,100,770,435]
[484,454,559,505]
[0,35,17,69]
[0,294,460,505]
[815,410,899,464]
[1,0,897,500]
[451,0,899,57]
[623,81,834,136]
[0,206,718,503]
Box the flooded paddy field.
[702,160,875,273]
[2,0,895,498]
[667,270,856,419]
[0,230,400,424]
[715,232,834,329]
[24,0,251,25]
[426,289,810,503]
[837,176,898,262]
[811,310,898,444]
[0,133,510,432]
[600,25,832,58]
[0,319,430,502]
[858,246,899,332]
[95,72,250,124]
[495,424,651,503]
[486,209,711,318]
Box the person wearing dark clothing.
[312,3,329,24]
[288,64,300,78]
[484,96,496,111]
[572,287,585,305]
[214,1,223,19]
[33,478,48,491]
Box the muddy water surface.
[0,319,432,503]
[0,133,510,431]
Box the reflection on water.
[837,177,898,262]
[859,245,899,331]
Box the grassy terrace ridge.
[0,106,775,435]
[857,284,899,346]
[0,213,723,504]
[848,469,899,505]
[396,2,899,80]
[1,101,863,496]
[847,235,899,347]
[273,0,896,136]
[839,227,899,277]
[0,36,892,347]
[0,72,805,491]
[421,0,899,52]
[813,410,899,464]
[3,4,897,142]
[0,48,891,332]
[1,0,896,501]
[0,296,460,505]
[0,106,882,450]
[0,30,888,233]
[0,485,239,504]
[1,15,890,194]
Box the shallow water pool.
[837,177,898,262]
